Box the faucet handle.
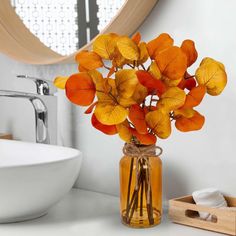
[16,75,57,96]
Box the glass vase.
[119,143,162,228]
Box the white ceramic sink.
[0,139,82,223]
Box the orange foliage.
[129,104,147,134]
[136,70,166,96]
[175,110,205,132]
[131,32,141,45]
[54,32,227,145]
[181,40,198,67]
[155,46,187,80]
[65,73,96,106]
[91,114,117,135]
[181,85,206,109]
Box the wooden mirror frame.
[0,0,158,65]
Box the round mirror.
[0,0,158,64]
[10,0,126,56]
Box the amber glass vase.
[120,143,162,228]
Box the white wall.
[0,0,235,203]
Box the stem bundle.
[123,157,154,226]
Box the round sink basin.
[0,139,82,223]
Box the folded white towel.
[192,188,227,220]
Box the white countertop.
[0,189,222,236]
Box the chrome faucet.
[0,75,56,144]
[16,75,57,96]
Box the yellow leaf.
[155,46,187,80]
[138,42,149,64]
[53,76,69,89]
[162,76,182,87]
[116,120,132,142]
[93,33,118,59]
[106,33,120,57]
[115,69,138,98]
[157,87,186,111]
[94,102,128,125]
[195,57,227,96]
[88,70,119,106]
[116,36,139,61]
[174,108,195,118]
[146,108,171,139]
[88,70,104,88]
[112,47,127,68]
[118,97,136,108]
[148,61,162,80]
[131,83,148,104]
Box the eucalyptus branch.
[141,99,146,108]
[96,89,118,104]
[128,121,135,128]
[103,65,111,70]
[185,75,195,79]
[127,64,135,69]
[141,64,146,71]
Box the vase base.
[121,208,161,228]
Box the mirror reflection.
[10,0,125,56]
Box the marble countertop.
[0,189,222,236]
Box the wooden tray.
[169,195,236,235]
[0,133,12,139]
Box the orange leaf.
[84,101,98,114]
[130,128,156,145]
[129,104,147,134]
[178,77,196,90]
[91,114,117,135]
[147,33,174,59]
[132,32,141,45]
[78,65,88,72]
[155,46,187,80]
[181,85,206,109]
[181,40,198,67]
[175,110,205,132]
[116,120,132,142]
[185,78,197,90]
[65,73,95,106]
[144,106,157,115]
[136,70,166,96]
[75,50,103,70]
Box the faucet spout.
[0,90,50,144]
